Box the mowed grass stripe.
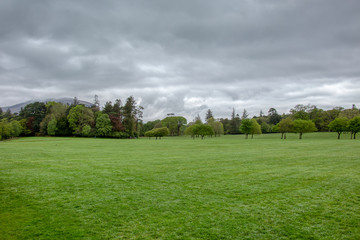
[0,133,359,239]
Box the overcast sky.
[1,0,359,121]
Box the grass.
[0,133,359,239]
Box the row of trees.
[1,100,359,140]
[0,96,143,140]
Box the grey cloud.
[0,0,359,121]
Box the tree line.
[1,98,359,140]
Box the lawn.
[1,133,359,239]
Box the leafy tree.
[67,105,94,135]
[194,124,214,139]
[239,119,253,139]
[260,122,272,134]
[0,120,12,140]
[328,118,349,139]
[47,118,57,136]
[207,117,224,137]
[81,124,92,137]
[141,120,161,136]
[10,120,22,137]
[229,108,240,134]
[348,116,360,139]
[123,96,143,138]
[96,113,112,137]
[293,119,317,139]
[339,109,360,119]
[145,127,169,139]
[250,119,261,139]
[290,104,315,120]
[278,118,293,139]
[19,102,46,133]
[161,116,187,136]
[19,119,32,136]
[268,108,282,125]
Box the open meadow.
[1,133,359,239]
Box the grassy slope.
[0,133,359,239]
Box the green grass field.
[1,133,359,239]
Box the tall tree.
[96,113,112,137]
[122,96,143,138]
[205,109,214,123]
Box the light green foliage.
[10,120,22,137]
[81,124,92,137]
[1,135,359,239]
[161,116,187,136]
[250,119,261,138]
[293,119,317,139]
[47,118,58,136]
[239,119,253,139]
[67,105,94,135]
[96,113,112,137]
[207,117,224,137]
[328,117,349,139]
[185,123,214,139]
[19,119,32,136]
[278,118,293,139]
[348,116,360,139]
[144,127,169,139]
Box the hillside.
[1,98,92,113]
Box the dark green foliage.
[19,102,46,134]
[328,117,349,139]
[348,116,360,139]
[96,113,112,137]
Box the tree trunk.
[337,132,341,140]
[281,132,284,139]
[299,132,302,139]
[284,133,287,139]
[354,132,357,139]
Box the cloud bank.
[1,0,359,121]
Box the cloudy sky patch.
[0,0,359,121]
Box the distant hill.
[1,98,93,113]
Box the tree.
[19,102,46,134]
[67,105,94,135]
[241,109,249,120]
[239,119,253,139]
[229,108,240,134]
[123,96,143,138]
[207,117,224,137]
[348,116,360,139]
[96,113,112,137]
[205,109,214,123]
[328,118,349,139]
[161,116,187,136]
[268,108,282,125]
[293,119,317,139]
[10,120,22,137]
[194,124,214,139]
[278,118,293,139]
[250,119,261,138]
[47,118,58,136]
[145,127,169,139]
